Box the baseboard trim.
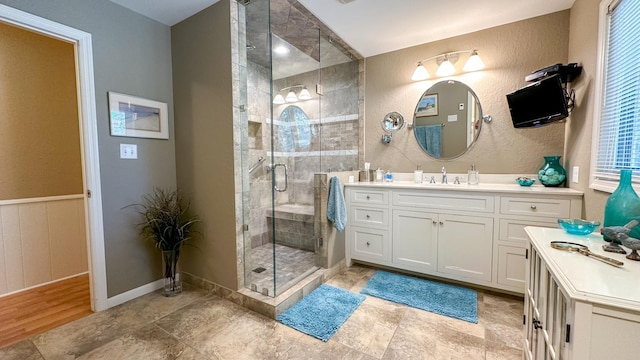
[105,278,164,309]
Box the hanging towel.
[327,176,347,232]
[414,125,442,158]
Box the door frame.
[0,5,108,311]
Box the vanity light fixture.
[273,94,286,104]
[411,50,485,81]
[273,85,312,104]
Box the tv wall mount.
[525,63,583,111]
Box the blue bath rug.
[361,270,478,323]
[276,284,365,341]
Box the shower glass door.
[241,0,321,297]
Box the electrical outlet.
[572,166,579,184]
[120,144,137,159]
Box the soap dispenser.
[468,164,479,185]
[414,166,423,184]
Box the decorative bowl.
[557,218,601,235]
[516,177,535,187]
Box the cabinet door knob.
[530,205,537,210]
[366,242,370,246]
[366,195,370,200]
[366,214,370,219]
[439,221,444,225]
[433,220,437,225]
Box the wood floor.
[0,273,92,349]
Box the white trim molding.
[0,5,108,311]
[106,278,165,308]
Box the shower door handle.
[273,163,288,192]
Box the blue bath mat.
[276,284,365,341]
[361,270,478,323]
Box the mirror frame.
[412,80,484,160]
[381,111,405,133]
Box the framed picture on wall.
[416,93,438,117]
[108,92,168,139]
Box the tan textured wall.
[0,22,83,200]
[365,11,570,174]
[566,0,608,221]
[172,1,238,290]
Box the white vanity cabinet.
[524,227,640,360]
[345,188,390,263]
[345,183,583,294]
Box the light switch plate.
[120,144,137,159]
[572,166,579,184]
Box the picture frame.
[416,93,438,117]
[108,92,169,139]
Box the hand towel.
[414,125,442,158]
[327,176,347,232]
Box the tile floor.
[0,265,524,359]
[248,243,317,297]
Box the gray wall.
[172,0,239,290]
[0,0,177,297]
[566,0,609,222]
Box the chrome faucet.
[441,166,447,184]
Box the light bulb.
[463,51,485,72]
[273,94,285,104]
[285,90,298,103]
[436,59,456,77]
[273,45,289,55]
[411,63,430,81]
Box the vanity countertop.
[526,226,640,312]
[345,180,584,196]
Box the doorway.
[0,3,107,327]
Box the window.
[591,0,640,192]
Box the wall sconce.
[411,50,485,81]
[273,85,312,104]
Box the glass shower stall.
[238,0,359,297]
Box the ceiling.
[110,0,575,57]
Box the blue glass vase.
[538,156,567,187]
[603,169,640,243]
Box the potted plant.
[132,188,199,296]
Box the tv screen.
[506,74,569,128]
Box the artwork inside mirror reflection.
[413,80,483,159]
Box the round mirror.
[381,111,405,133]
[413,80,483,159]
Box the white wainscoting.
[0,195,87,296]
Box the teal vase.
[538,156,567,187]
[603,169,640,242]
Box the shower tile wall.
[247,61,272,249]
[247,58,359,249]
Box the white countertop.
[345,180,584,196]
[526,226,640,312]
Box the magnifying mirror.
[380,112,405,144]
[550,241,624,267]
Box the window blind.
[594,0,640,185]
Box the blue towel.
[414,125,442,157]
[327,176,347,232]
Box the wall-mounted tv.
[506,74,569,128]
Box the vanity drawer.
[349,189,389,205]
[499,218,558,243]
[348,226,390,262]
[351,206,389,227]
[392,191,494,213]
[500,196,571,219]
